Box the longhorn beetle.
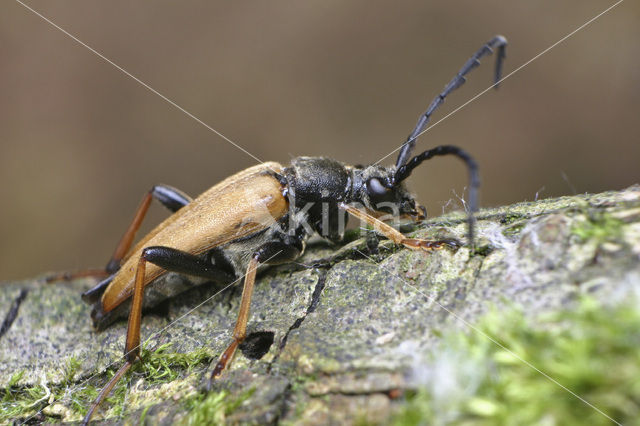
[73,35,507,424]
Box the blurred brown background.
[1,1,638,280]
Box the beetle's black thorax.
[284,157,351,241]
[284,157,350,203]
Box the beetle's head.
[349,164,426,221]
[350,141,479,242]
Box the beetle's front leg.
[210,241,301,381]
[340,203,461,251]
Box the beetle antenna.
[395,35,507,169]
[394,145,479,244]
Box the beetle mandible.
[75,35,507,424]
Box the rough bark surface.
[2,186,640,424]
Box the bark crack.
[268,268,329,370]
[0,289,28,340]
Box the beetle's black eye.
[367,178,388,196]
[366,177,396,206]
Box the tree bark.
[2,186,639,424]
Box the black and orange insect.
[70,35,507,424]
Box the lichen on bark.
[1,186,639,424]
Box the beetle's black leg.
[141,246,235,282]
[81,246,236,305]
[86,246,238,330]
[80,273,115,304]
[340,203,460,251]
[82,245,237,425]
[150,184,193,213]
[395,35,507,168]
[253,239,304,266]
[210,241,301,381]
[105,185,193,273]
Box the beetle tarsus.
[211,339,241,380]
[401,238,461,251]
[82,361,132,426]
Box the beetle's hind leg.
[340,203,461,252]
[46,184,193,284]
[82,245,234,425]
[105,184,193,273]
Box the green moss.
[105,373,130,418]
[571,211,624,243]
[499,212,527,225]
[91,343,214,420]
[62,356,82,385]
[7,370,25,387]
[354,412,380,426]
[393,297,640,425]
[0,362,104,423]
[471,244,493,257]
[139,403,153,424]
[0,343,215,423]
[501,220,527,238]
[0,377,46,422]
[138,342,213,385]
[181,387,255,425]
[65,383,100,418]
